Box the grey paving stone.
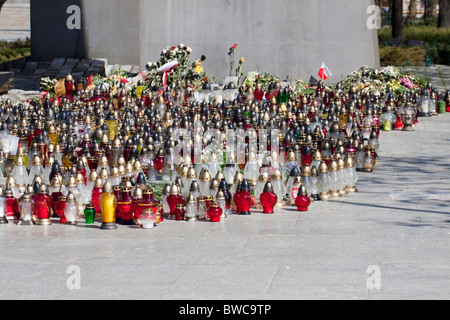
[13,57,27,67]
[91,60,105,68]
[49,58,66,68]
[65,58,80,65]
[73,64,92,73]
[62,61,78,69]
[23,61,39,70]
[1,84,450,301]
[33,69,46,76]
[21,68,35,76]
[57,71,72,78]
[38,61,51,69]
[52,57,66,64]
[43,70,58,77]
[71,72,85,78]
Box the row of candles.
[0,74,447,229]
[0,145,359,229]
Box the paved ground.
[400,65,449,93]
[0,2,30,42]
[1,1,449,301]
[0,112,449,301]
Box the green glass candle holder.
[438,101,446,114]
[84,204,96,224]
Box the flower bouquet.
[341,66,428,96]
[144,44,208,91]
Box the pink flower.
[401,77,413,90]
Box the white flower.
[186,47,192,53]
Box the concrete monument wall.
[139,0,380,83]
[30,0,380,83]
[81,0,140,66]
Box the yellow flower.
[240,57,245,64]
[195,65,204,74]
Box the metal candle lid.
[298,185,308,196]
[187,192,196,203]
[66,192,76,203]
[318,161,329,173]
[186,167,197,179]
[88,170,98,182]
[258,172,269,182]
[169,182,180,196]
[263,181,274,193]
[300,164,311,177]
[271,169,283,181]
[215,190,225,201]
[240,179,250,192]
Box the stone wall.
[139,0,380,83]
[30,0,380,83]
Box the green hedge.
[378,26,450,65]
[378,26,450,45]
[379,46,427,66]
[0,38,31,64]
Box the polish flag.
[318,62,332,81]
[155,60,179,92]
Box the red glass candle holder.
[154,156,165,172]
[394,116,404,131]
[232,191,241,214]
[174,204,186,221]
[208,203,223,222]
[5,194,16,220]
[259,191,278,214]
[35,193,53,220]
[301,146,313,166]
[295,186,311,212]
[55,196,67,224]
[134,190,159,219]
[91,187,103,214]
[116,187,135,225]
[167,194,184,216]
[236,190,251,215]
[51,191,63,217]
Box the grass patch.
[378,26,450,66]
[378,26,450,46]
[379,45,427,67]
[0,38,31,64]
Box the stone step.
[0,72,14,94]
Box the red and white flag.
[155,60,179,92]
[318,62,332,81]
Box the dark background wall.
[30,0,85,61]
